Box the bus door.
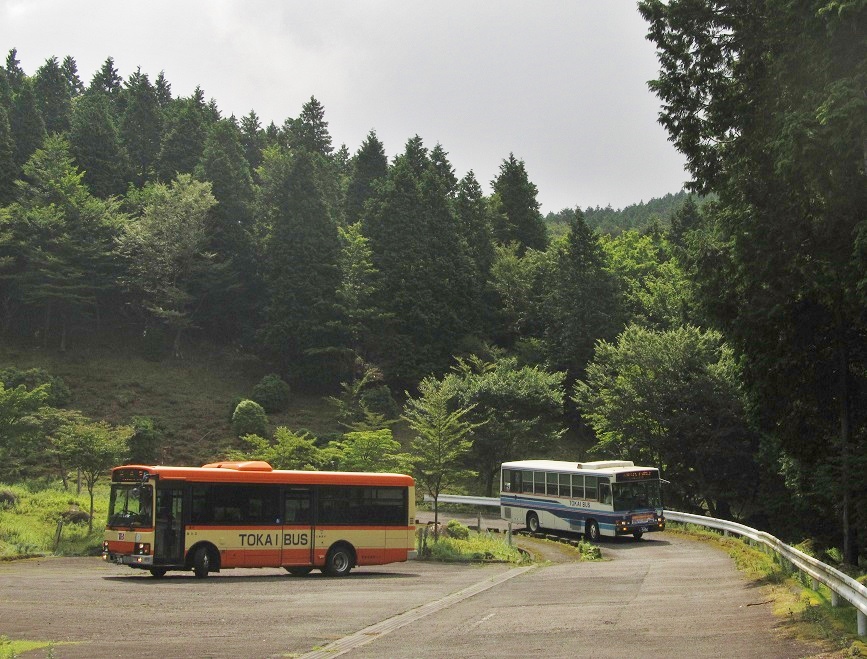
[154,486,184,564]
[282,488,313,566]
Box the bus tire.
[324,545,354,577]
[632,531,644,540]
[285,567,313,577]
[149,567,167,578]
[526,511,541,533]
[193,546,212,578]
[585,519,600,542]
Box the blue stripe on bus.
[500,495,622,525]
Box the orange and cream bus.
[102,461,416,578]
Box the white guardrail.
[426,494,867,637]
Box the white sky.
[0,0,688,213]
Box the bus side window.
[599,481,612,505]
[571,475,584,499]
[510,470,521,493]
[585,476,597,501]
[559,473,570,498]
[522,471,534,494]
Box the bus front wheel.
[285,567,312,577]
[324,545,354,577]
[526,512,541,533]
[193,546,212,578]
[632,531,644,540]
[149,567,167,578]
[585,519,600,542]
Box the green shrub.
[446,519,470,540]
[360,385,399,420]
[231,400,268,437]
[0,489,17,509]
[251,374,291,413]
[127,416,162,465]
[0,367,72,407]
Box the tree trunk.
[172,327,183,359]
[88,485,94,533]
[43,302,51,349]
[59,313,67,352]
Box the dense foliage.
[1,22,864,567]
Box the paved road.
[0,530,820,658]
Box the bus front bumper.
[103,552,154,566]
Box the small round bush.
[128,416,162,464]
[0,489,18,509]
[231,399,268,437]
[446,519,470,540]
[360,385,399,420]
[251,374,291,413]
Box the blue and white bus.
[500,460,665,540]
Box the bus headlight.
[135,542,151,555]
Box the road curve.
[345,530,819,658]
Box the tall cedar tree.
[120,68,161,186]
[542,209,623,382]
[10,79,45,169]
[88,57,123,107]
[0,106,16,204]
[260,149,341,385]
[240,110,265,173]
[362,140,474,384]
[68,93,128,197]
[640,0,867,562]
[344,130,387,224]
[286,96,333,156]
[4,49,25,94]
[158,95,207,181]
[34,56,72,135]
[60,56,84,98]
[491,154,548,254]
[194,119,258,342]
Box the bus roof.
[111,462,414,487]
[501,459,657,475]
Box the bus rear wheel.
[632,531,644,540]
[285,567,312,577]
[193,546,212,578]
[526,512,541,533]
[324,545,354,577]
[585,519,600,542]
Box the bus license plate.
[639,526,648,532]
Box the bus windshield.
[107,484,153,527]
[612,480,661,512]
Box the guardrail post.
[811,578,819,591]
[507,522,512,546]
[831,590,840,607]
[858,610,866,637]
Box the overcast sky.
[1,0,688,213]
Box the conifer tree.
[34,56,72,135]
[4,49,25,94]
[10,79,45,168]
[287,96,332,156]
[120,68,161,185]
[88,57,123,105]
[344,130,387,225]
[158,96,206,180]
[491,154,548,254]
[68,92,127,197]
[60,56,84,98]
[194,119,257,341]
[154,71,172,108]
[0,107,16,204]
[0,136,124,349]
[259,148,341,384]
[240,110,265,172]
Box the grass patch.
[416,522,529,564]
[0,482,109,558]
[0,634,64,658]
[668,522,866,655]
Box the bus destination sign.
[112,468,150,483]
[616,469,658,482]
